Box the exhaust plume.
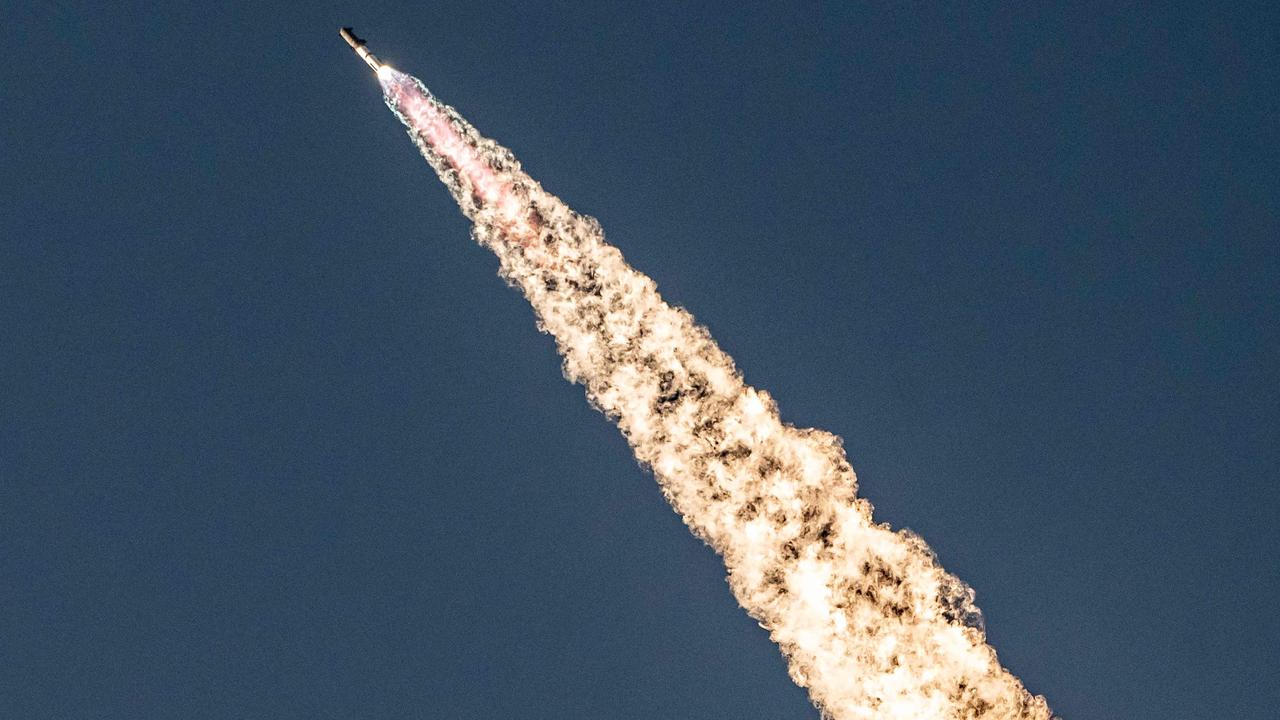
[376,65,1054,719]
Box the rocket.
[340,27,383,73]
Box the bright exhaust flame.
[376,66,1055,719]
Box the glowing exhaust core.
[381,67,537,243]
[375,65,1055,720]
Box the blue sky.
[3,3,1277,717]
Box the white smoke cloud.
[378,67,1054,720]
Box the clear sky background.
[3,3,1277,718]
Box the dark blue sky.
[4,2,1277,718]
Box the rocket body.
[340,27,382,72]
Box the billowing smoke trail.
[378,66,1054,719]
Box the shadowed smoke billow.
[375,65,1055,720]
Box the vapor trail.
[376,64,1054,719]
